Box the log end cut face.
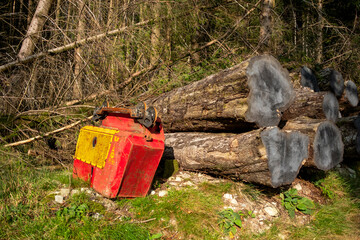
[261,127,309,188]
[345,80,359,107]
[330,70,345,97]
[246,55,295,127]
[322,92,339,122]
[314,121,344,171]
[300,66,319,92]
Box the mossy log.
[283,117,344,170]
[163,127,308,188]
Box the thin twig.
[4,116,92,148]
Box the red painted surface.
[73,113,165,198]
[73,158,92,182]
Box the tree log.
[282,87,325,120]
[163,127,308,188]
[148,55,295,132]
[323,92,339,122]
[336,115,360,160]
[300,66,319,92]
[344,80,359,107]
[283,117,344,170]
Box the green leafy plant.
[314,179,335,199]
[217,209,246,237]
[56,203,89,221]
[280,189,316,218]
[148,232,162,239]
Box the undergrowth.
[0,147,359,239]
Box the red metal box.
[73,113,164,198]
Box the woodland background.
[1,1,360,239]
[1,0,360,112]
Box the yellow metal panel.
[74,126,119,168]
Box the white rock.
[55,195,64,204]
[182,181,194,186]
[158,190,168,197]
[278,233,286,240]
[175,177,182,182]
[293,183,302,191]
[80,187,89,192]
[230,198,238,205]
[264,206,279,217]
[180,172,191,179]
[223,193,233,200]
[60,188,70,196]
[71,189,80,195]
[150,190,156,195]
[92,213,104,220]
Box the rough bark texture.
[259,0,275,49]
[282,88,325,121]
[148,55,295,132]
[18,0,53,60]
[283,117,344,170]
[163,127,308,188]
[73,0,86,99]
[336,116,360,160]
[147,59,253,133]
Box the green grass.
[0,149,151,239]
[1,147,359,239]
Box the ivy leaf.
[234,219,242,227]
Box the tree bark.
[283,117,344,170]
[163,127,308,188]
[150,1,161,65]
[18,0,53,60]
[259,0,275,51]
[316,0,324,64]
[147,55,295,132]
[282,88,326,121]
[73,0,86,99]
[336,116,360,160]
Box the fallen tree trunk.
[336,116,360,160]
[283,117,344,170]
[163,127,308,188]
[148,55,295,132]
[282,88,326,120]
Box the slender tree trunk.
[166,1,172,79]
[73,0,86,99]
[316,0,324,64]
[259,0,275,51]
[55,0,61,26]
[27,0,33,27]
[18,0,53,60]
[150,1,161,65]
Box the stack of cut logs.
[146,55,360,188]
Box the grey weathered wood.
[318,68,344,97]
[344,80,359,107]
[245,55,295,127]
[163,127,308,188]
[300,66,319,92]
[323,92,339,122]
[283,117,344,170]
